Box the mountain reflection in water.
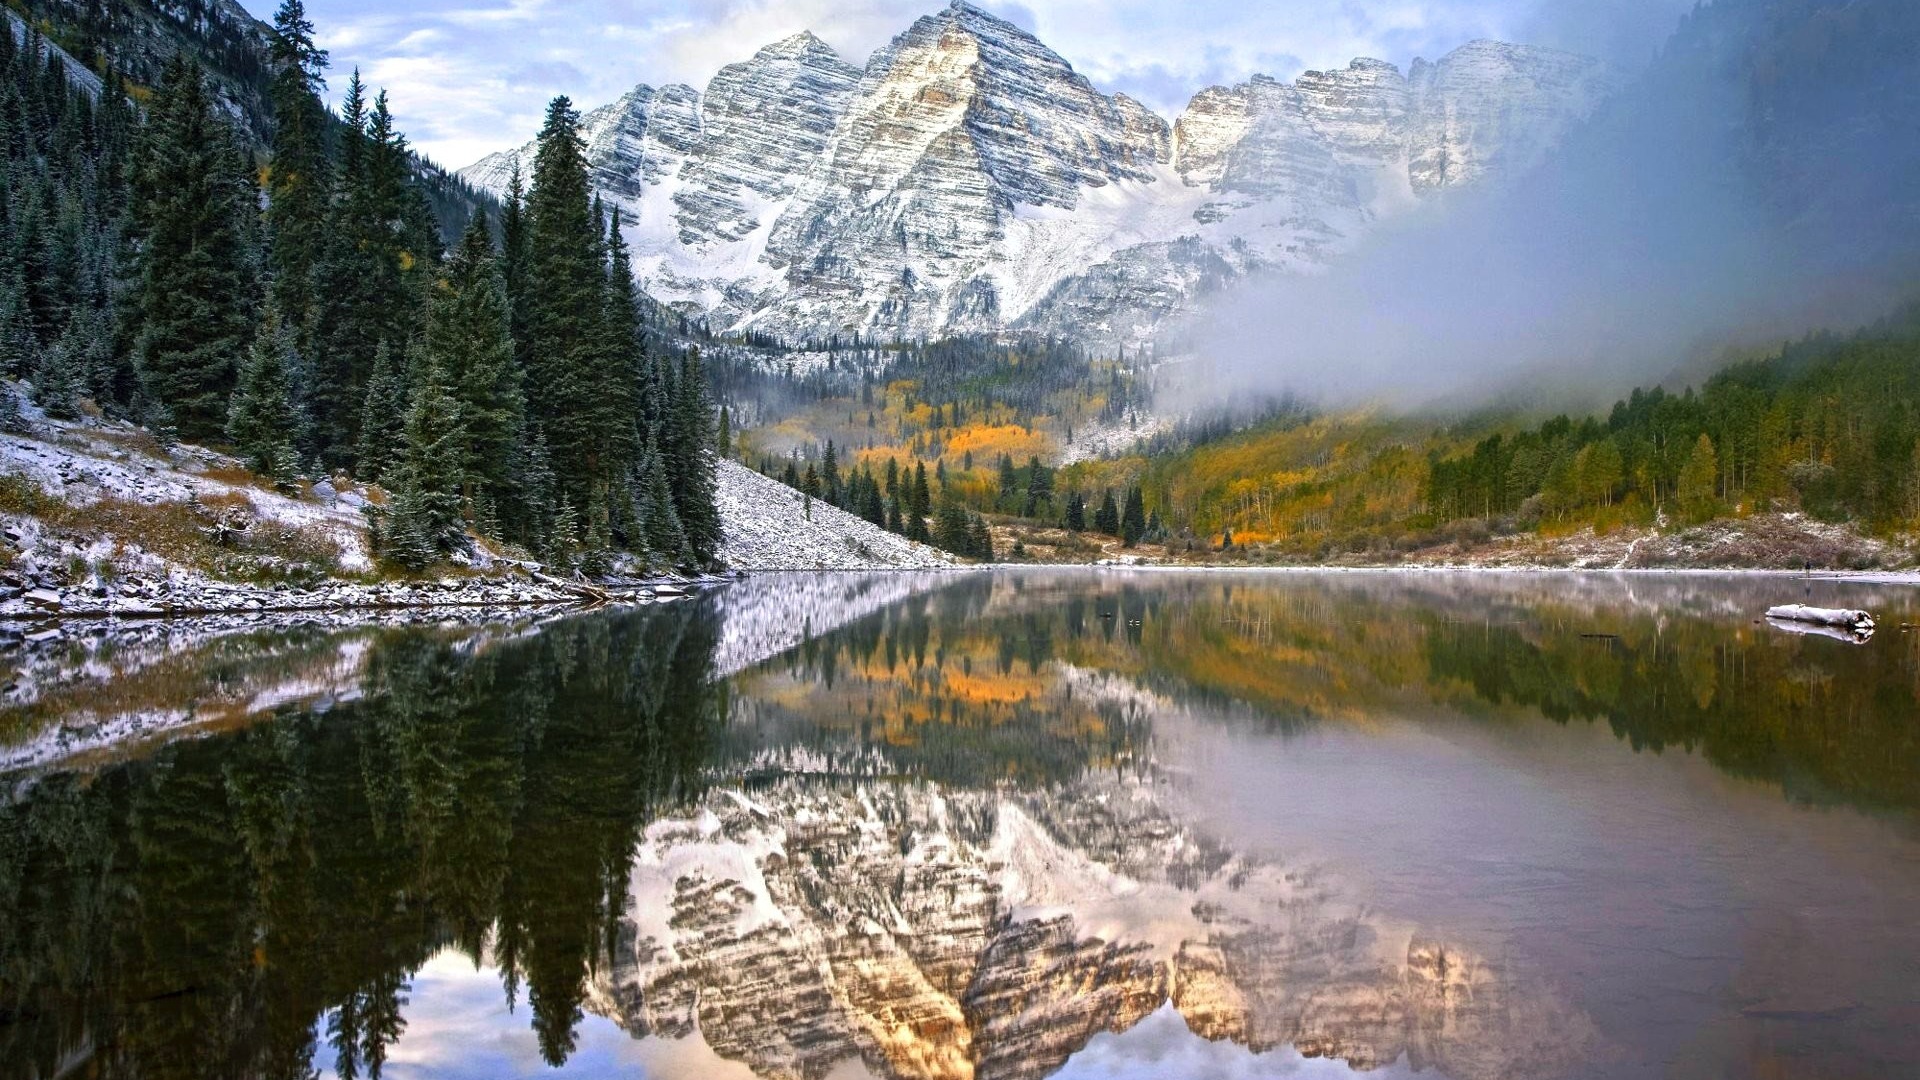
[2,570,1917,1080]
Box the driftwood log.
[529,571,613,605]
[1765,604,1875,633]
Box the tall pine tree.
[522,96,604,512]
[264,0,331,350]
[418,211,523,530]
[127,57,260,440]
[666,347,720,565]
[228,308,305,485]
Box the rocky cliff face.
[591,775,1597,1080]
[458,1,1615,345]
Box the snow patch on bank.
[714,458,955,571]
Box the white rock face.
[457,3,1616,345]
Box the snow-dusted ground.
[714,458,955,571]
[1,398,375,571]
[0,391,956,625]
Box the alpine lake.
[3,569,1918,1080]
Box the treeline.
[1426,311,1920,531]
[764,442,996,560]
[1,4,719,572]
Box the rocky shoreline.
[0,565,736,643]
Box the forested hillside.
[1052,309,1920,563]
[0,3,721,574]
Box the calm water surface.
[2,570,1918,1080]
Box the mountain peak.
[457,9,1616,344]
[927,0,1042,45]
[759,29,839,61]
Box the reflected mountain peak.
[595,773,1596,1080]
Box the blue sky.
[234,0,1692,169]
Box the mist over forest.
[1184,0,1920,413]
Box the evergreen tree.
[127,57,259,440]
[1063,491,1086,532]
[356,341,408,484]
[228,310,304,484]
[997,454,1018,509]
[665,348,721,565]
[264,0,331,347]
[1023,455,1052,517]
[908,462,931,541]
[1094,489,1120,535]
[522,96,604,509]
[316,77,433,467]
[968,514,994,561]
[499,164,532,376]
[634,437,691,568]
[31,330,85,419]
[420,211,523,527]
[594,207,641,491]
[1121,486,1146,546]
[860,473,886,526]
[386,344,468,567]
[932,500,972,556]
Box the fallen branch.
[529,571,612,605]
[1765,604,1875,633]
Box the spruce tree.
[420,211,523,526]
[908,462,931,541]
[968,514,994,561]
[1024,455,1052,517]
[933,500,972,555]
[264,0,331,348]
[316,77,434,467]
[127,57,259,440]
[522,96,603,509]
[635,437,691,568]
[1094,489,1120,535]
[595,208,641,487]
[228,310,304,484]
[666,347,720,565]
[1121,486,1147,546]
[356,341,408,484]
[499,164,533,377]
[1064,491,1086,532]
[386,345,468,567]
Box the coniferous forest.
[0,3,719,573]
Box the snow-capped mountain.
[459,1,1616,344]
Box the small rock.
[25,627,61,644]
[24,587,62,609]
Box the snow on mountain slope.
[715,458,954,571]
[457,2,1616,345]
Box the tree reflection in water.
[3,569,1919,1080]
[1,605,722,1080]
